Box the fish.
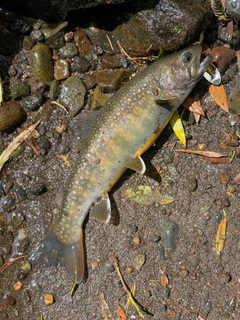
[30,44,211,284]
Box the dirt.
[0,13,240,320]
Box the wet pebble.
[218,24,240,46]
[96,68,131,93]
[37,136,51,153]
[0,101,26,132]
[107,264,115,273]
[184,176,197,191]
[59,42,78,58]
[73,56,91,73]
[219,171,230,185]
[43,21,68,49]
[11,212,24,227]
[101,55,121,69]
[161,220,179,253]
[125,266,134,274]
[211,46,235,72]
[59,75,87,116]
[13,281,23,291]
[74,30,93,56]
[2,194,15,212]
[133,254,146,271]
[21,261,32,273]
[127,224,138,233]
[163,151,174,164]
[91,86,112,110]
[17,272,29,280]
[10,83,30,100]
[163,287,170,298]
[2,179,13,194]
[54,59,69,80]
[29,43,54,85]
[44,293,54,305]
[49,79,59,100]
[30,29,43,42]
[211,211,223,224]
[20,93,43,111]
[132,236,141,245]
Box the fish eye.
[182,52,192,63]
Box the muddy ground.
[0,9,240,320]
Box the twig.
[113,257,145,318]
[0,255,28,273]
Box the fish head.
[159,44,211,102]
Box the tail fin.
[30,228,85,284]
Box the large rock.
[0,0,127,21]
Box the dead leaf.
[175,149,226,158]
[231,172,240,184]
[57,155,71,166]
[99,292,113,320]
[0,121,40,171]
[116,300,127,320]
[216,211,227,255]
[205,157,230,164]
[209,84,229,113]
[160,275,169,287]
[124,185,174,206]
[182,96,205,117]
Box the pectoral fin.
[89,193,111,224]
[122,155,146,174]
[154,88,177,105]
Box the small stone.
[10,83,30,100]
[13,281,23,291]
[59,75,87,117]
[157,245,165,259]
[219,272,231,284]
[20,93,43,111]
[74,30,93,56]
[17,272,29,280]
[150,235,161,243]
[219,172,230,185]
[0,101,27,132]
[58,42,78,58]
[73,56,91,73]
[125,266,134,274]
[216,197,230,208]
[4,294,16,306]
[91,86,112,110]
[133,254,146,271]
[163,287,170,298]
[30,29,43,42]
[179,269,189,278]
[22,35,35,50]
[161,220,179,253]
[184,176,197,191]
[29,182,46,195]
[43,21,68,49]
[49,79,59,101]
[211,46,236,72]
[132,236,141,245]
[107,264,115,273]
[44,293,54,305]
[54,59,69,80]
[21,261,32,273]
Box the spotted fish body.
[31,45,211,283]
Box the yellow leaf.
[209,84,229,113]
[0,121,40,171]
[57,155,71,166]
[124,185,174,205]
[216,210,227,255]
[169,109,186,146]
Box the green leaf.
[124,185,174,205]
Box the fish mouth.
[196,54,212,79]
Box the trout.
[31,44,211,283]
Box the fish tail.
[30,228,85,284]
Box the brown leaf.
[175,149,226,158]
[205,157,230,164]
[182,96,205,116]
[209,84,229,113]
[231,172,240,184]
[160,275,169,287]
[99,292,113,320]
[116,301,127,320]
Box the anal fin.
[89,193,111,224]
[122,155,146,174]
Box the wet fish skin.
[31,45,211,283]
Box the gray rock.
[59,75,87,117]
[161,219,179,252]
